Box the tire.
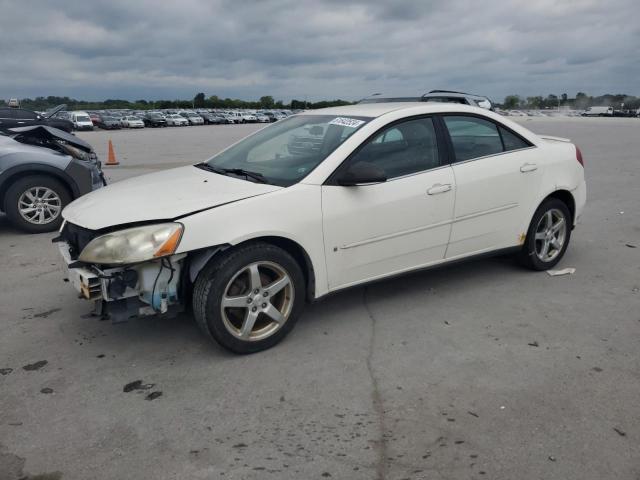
[518,198,572,270]
[193,242,305,354]
[4,175,72,233]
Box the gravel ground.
[0,118,638,480]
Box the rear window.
[443,115,532,161]
[500,127,530,151]
[443,116,503,161]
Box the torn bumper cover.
[58,239,186,323]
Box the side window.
[500,127,530,151]
[443,116,503,162]
[347,117,440,179]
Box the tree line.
[5,92,639,112]
[1,93,353,111]
[500,92,640,110]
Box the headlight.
[59,142,90,161]
[79,223,183,265]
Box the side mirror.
[338,162,387,186]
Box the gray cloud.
[0,0,638,102]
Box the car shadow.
[0,213,24,236]
[94,253,522,358]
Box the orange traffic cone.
[105,139,119,166]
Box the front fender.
[177,184,329,298]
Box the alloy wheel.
[220,261,294,341]
[534,208,567,262]
[18,187,62,225]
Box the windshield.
[76,115,91,122]
[205,114,371,187]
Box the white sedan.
[121,116,145,128]
[166,114,189,126]
[57,103,586,353]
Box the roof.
[299,102,487,118]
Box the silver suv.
[359,90,493,110]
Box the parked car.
[89,113,102,126]
[225,112,245,123]
[582,106,614,117]
[74,114,95,130]
[241,113,257,123]
[200,113,224,125]
[1,125,105,233]
[181,112,204,126]
[0,105,73,133]
[263,112,278,122]
[95,115,122,130]
[70,111,94,131]
[359,90,494,110]
[218,113,237,124]
[122,116,145,128]
[143,113,167,127]
[166,114,189,126]
[254,113,270,123]
[56,103,586,353]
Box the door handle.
[427,183,452,195]
[520,163,538,173]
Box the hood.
[63,165,282,230]
[42,104,66,119]
[9,125,93,152]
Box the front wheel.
[193,242,305,354]
[518,198,572,270]
[4,175,71,233]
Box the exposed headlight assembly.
[79,223,183,265]
[59,142,90,161]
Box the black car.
[143,113,167,127]
[0,105,74,133]
[0,125,105,233]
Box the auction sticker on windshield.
[329,117,366,128]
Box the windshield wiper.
[195,163,268,183]
[221,168,268,183]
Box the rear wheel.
[4,175,71,233]
[518,198,571,270]
[193,242,305,354]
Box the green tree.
[259,95,275,108]
[193,92,206,108]
[503,95,521,109]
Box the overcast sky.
[1,0,638,102]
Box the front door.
[322,116,456,290]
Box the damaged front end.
[55,221,187,323]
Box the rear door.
[441,114,542,258]
[322,116,455,289]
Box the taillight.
[575,146,584,167]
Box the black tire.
[4,175,72,233]
[193,242,305,354]
[518,198,572,270]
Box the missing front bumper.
[58,241,186,323]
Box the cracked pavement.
[1,118,639,479]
